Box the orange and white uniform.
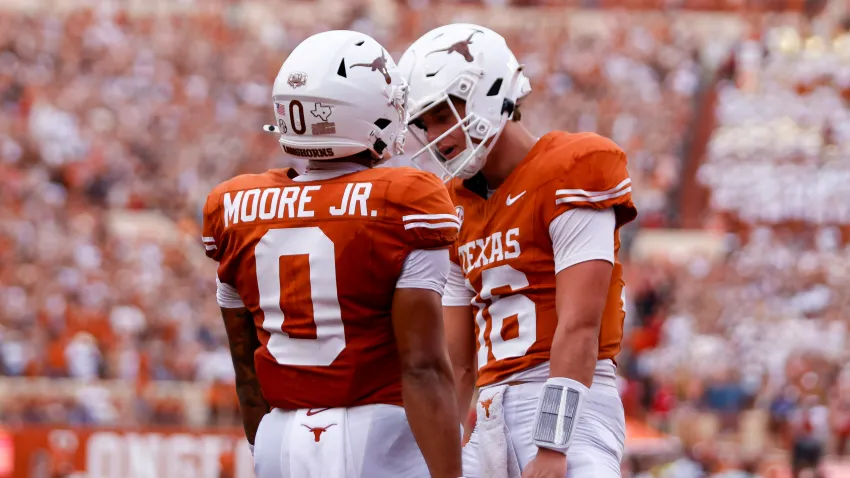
[202,163,457,478]
[442,132,637,478]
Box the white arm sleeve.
[441,260,476,307]
[396,248,451,295]
[549,208,616,274]
[216,276,245,308]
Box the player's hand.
[521,448,567,478]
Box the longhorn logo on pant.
[303,423,336,442]
[480,398,494,418]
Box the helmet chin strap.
[446,148,481,181]
[447,111,510,181]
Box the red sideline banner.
[0,426,255,478]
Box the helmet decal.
[426,29,484,63]
[265,31,408,163]
[349,50,392,84]
[400,24,530,180]
[287,72,308,89]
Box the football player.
[202,31,463,478]
[399,24,638,478]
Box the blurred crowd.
[700,23,850,224]
[620,16,850,477]
[2,0,850,476]
[0,5,276,427]
[0,0,700,427]
[488,12,703,226]
[621,226,850,475]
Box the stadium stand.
[2,0,850,476]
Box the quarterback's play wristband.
[531,377,588,454]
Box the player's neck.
[306,153,374,171]
[479,121,537,190]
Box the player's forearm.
[443,305,477,423]
[453,362,476,421]
[222,308,270,444]
[549,319,599,388]
[233,364,270,444]
[401,363,463,478]
[446,333,476,419]
[551,261,610,388]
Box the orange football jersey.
[448,132,637,388]
[202,166,457,410]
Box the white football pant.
[462,362,626,478]
[253,404,429,478]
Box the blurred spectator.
[790,396,828,477]
[829,378,850,456]
[770,385,799,441]
[703,370,750,431]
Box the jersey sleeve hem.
[216,276,245,308]
[554,250,615,275]
[395,249,450,296]
[549,208,616,274]
[441,261,475,307]
[395,279,449,295]
[442,297,474,307]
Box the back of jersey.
[202,166,457,410]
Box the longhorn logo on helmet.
[349,50,392,84]
[426,30,484,63]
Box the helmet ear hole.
[374,138,387,155]
[337,59,347,78]
[486,78,503,96]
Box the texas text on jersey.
[202,166,458,409]
[446,131,637,388]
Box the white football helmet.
[398,24,531,181]
[264,30,409,164]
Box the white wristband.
[531,377,588,454]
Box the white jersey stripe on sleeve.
[402,213,460,224]
[556,187,631,205]
[403,221,461,231]
[202,236,216,243]
[555,178,631,198]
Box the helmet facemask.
[381,82,410,161]
[406,71,520,182]
[399,24,532,182]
